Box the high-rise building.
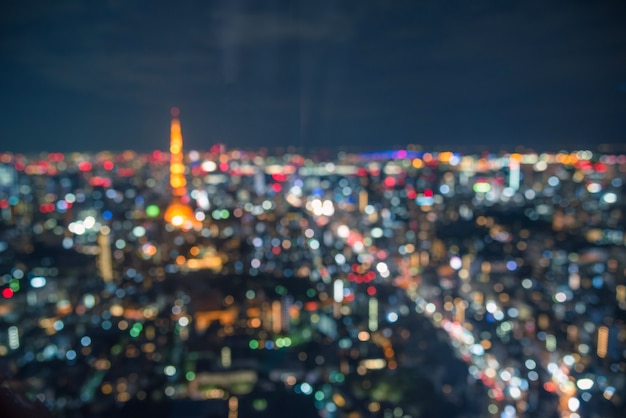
[97,229,113,282]
[164,108,197,229]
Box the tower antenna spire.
[164,108,197,229]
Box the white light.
[470,344,484,356]
[164,365,176,376]
[576,378,594,391]
[376,262,388,274]
[8,326,19,349]
[300,382,312,395]
[334,253,346,265]
[371,227,383,238]
[449,256,462,270]
[84,294,95,309]
[337,225,350,239]
[84,216,96,229]
[602,193,617,204]
[201,161,217,172]
[30,276,46,288]
[563,354,575,367]
[178,316,190,327]
[387,312,398,323]
[568,397,580,412]
[334,280,344,303]
[132,226,146,237]
[586,182,601,193]
[548,176,560,187]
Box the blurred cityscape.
[0,114,625,418]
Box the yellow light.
[332,393,346,408]
[597,326,608,358]
[171,176,186,189]
[171,163,185,174]
[165,201,198,229]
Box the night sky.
[1,0,625,153]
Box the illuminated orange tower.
[164,107,197,228]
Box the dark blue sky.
[1,0,625,153]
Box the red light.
[271,183,282,193]
[103,160,114,170]
[151,150,163,161]
[407,190,417,199]
[272,173,288,182]
[2,288,13,298]
[384,177,396,188]
[39,203,55,213]
[543,382,557,393]
[0,200,8,209]
[219,162,229,171]
[118,168,135,177]
[367,286,376,296]
[424,189,433,198]
[78,161,92,171]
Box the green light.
[306,289,316,298]
[130,328,140,338]
[185,371,196,381]
[249,339,259,349]
[252,398,267,411]
[146,205,160,218]
[283,337,292,347]
[9,280,20,291]
[314,391,325,401]
[275,285,286,295]
[473,182,491,193]
[276,338,284,348]
[220,209,229,219]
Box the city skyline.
[1,0,626,153]
[1,136,625,418]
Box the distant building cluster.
[0,125,625,418]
